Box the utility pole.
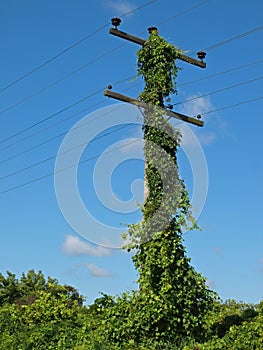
[104,18,206,206]
[103,20,214,343]
[105,16,207,212]
[104,17,206,127]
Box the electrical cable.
[0,138,142,195]
[202,24,263,52]
[0,75,134,152]
[2,2,263,186]
[0,122,137,180]
[2,63,263,161]
[202,95,263,116]
[0,0,158,95]
[177,59,263,87]
[0,44,125,116]
[173,74,263,106]
[187,23,263,58]
[153,0,209,28]
[0,79,142,167]
[0,88,105,146]
[2,91,263,195]
[0,0,209,118]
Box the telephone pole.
[103,20,215,344]
[104,18,206,206]
[104,17,206,127]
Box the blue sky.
[1,0,263,305]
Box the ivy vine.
[119,29,216,346]
[137,29,182,106]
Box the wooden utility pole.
[104,17,206,127]
[103,20,212,339]
[104,18,206,204]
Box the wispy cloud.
[176,95,217,145]
[178,95,215,118]
[105,0,136,16]
[86,263,113,277]
[62,234,112,257]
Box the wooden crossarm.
[109,28,206,68]
[104,89,204,127]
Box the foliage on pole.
[122,30,217,345]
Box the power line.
[0,0,158,95]
[0,138,142,195]
[0,122,136,180]
[143,0,210,31]
[177,59,263,87]
[2,92,263,194]
[0,88,105,146]
[0,102,104,155]
[3,92,263,195]
[0,45,125,116]
[0,1,208,117]
[174,74,263,106]
[202,95,263,116]
[2,65,263,159]
[0,0,213,151]
[202,24,263,52]
[2,3,261,166]
[0,75,133,152]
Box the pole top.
[148,26,158,34]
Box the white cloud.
[62,234,112,257]
[178,95,215,118]
[105,0,136,16]
[86,263,113,277]
[174,95,218,146]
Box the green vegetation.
[0,270,262,349]
[1,31,262,349]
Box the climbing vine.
[120,29,216,345]
[137,29,182,106]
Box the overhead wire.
[0,44,125,116]
[3,2,263,194]
[3,67,263,180]
[0,1,211,148]
[0,0,210,118]
[0,121,137,180]
[0,88,106,146]
[0,74,135,153]
[177,59,263,87]
[173,74,263,106]
[0,0,159,95]
[202,24,263,52]
[186,23,263,58]
[2,91,263,196]
[0,138,142,195]
[2,60,263,164]
[202,95,263,116]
